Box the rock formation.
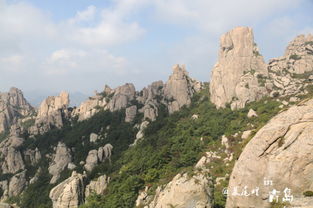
[209,27,269,109]
[85,174,110,198]
[0,87,33,133]
[84,144,113,172]
[125,105,137,122]
[49,142,72,184]
[226,98,313,207]
[108,83,136,112]
[138,172,212,208]
[137,81,164,121]
[49,171,86,208]
[268,34,313,97]
[0,136,25,174]
[30,92,70,134]
[164,64,202,113]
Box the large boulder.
[49,171,86,208]
[85,174,110,198]
[142,172,212,208]
[209,27,269,109]
[226,98,313,207]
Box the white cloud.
[151,0,304,33]
[44,48,127,76]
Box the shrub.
[303,190,313,197]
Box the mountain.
[0,27,312,208]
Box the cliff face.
[209,27,269,109]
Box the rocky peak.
[164,64,202,113]
[108,83,136,111]
[0,87,33,133]
[30,91,70,134]
[268,33,313,97]
[209,26,269,109]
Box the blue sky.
[0,0,313,103]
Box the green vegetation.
[289,54,301,60]
[303,190,313,197]
[6,84,284,208]
[82,87,282,208]
[270,201,290,208]
[305,41,313,46]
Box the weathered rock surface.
[72,86,112,121]
[108,83,136,112]
[226,98,313,208]
[137,81,164,121]
[49,142,72,184]
[209,27,269,109]
[141,172,212,208]
[84,144,113,172]
[85,174,110,198]
[164,64,202,113]
[23,148,41,166]
[8,170,27,197]
[0,136,25,174]
[49,171,86,208]
[30,92,70,134]
[125,105,137,122]
[0,87,33,133]
[268,34,313,97]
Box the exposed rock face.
[85,175,110,198]
[137,81,164,121]
[49,171,86,208]
[164,64,202,113]
[84,150,98,172]
[23,148,41,166]
[268,34,313,97]
[84,144,113,172]
[0,87,33,133]
[142,172,212,208]
[226,98,313,208]
[49,142,72,184]
[0,136,25,174]
[8,170,27,197]
[108,83,136,111]
[31,92,70,134]
[210,27,269,109]
[72,86,111,121]
[125,105,137,122]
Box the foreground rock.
[137,172,212,208]
[210,27,269,109]
[49,171,86,208]
[226,98,313,207]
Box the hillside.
[0,27,313,208]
